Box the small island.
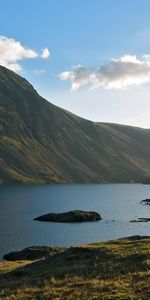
[34,210,101,222]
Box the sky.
[1,0,150,127]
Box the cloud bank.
[0,36,50,72]
[59,55,150,90]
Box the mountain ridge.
[0,65,150,184]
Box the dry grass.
[0,237,150,299]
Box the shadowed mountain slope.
[0,65,150,184]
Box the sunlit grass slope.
[0,236,149,299]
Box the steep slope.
[0,65,150,184]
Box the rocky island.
[34,210,101,222]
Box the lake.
[0,184,150,260]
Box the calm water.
[0,184,150,260]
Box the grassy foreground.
[0,236,149,300]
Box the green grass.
[1,64,150,184]
[0,236,149,299]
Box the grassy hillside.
[0,236,149,299]
[0,65,150,183]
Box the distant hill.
[0,65,150,184]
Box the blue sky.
[1,0,150,127]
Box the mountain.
[0,65,150,184]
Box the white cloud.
[0,36,50,72]
[41,48,50,59]
[59,54,150,90]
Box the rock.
[130,217,150,223]
[3,246,64,261]
[34,210,102,223]
[140,198,150,205]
